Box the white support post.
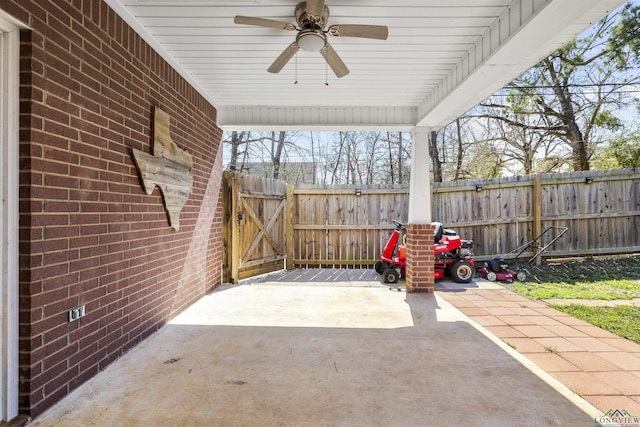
[408,127,432,224]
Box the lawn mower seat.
[443,228,457,236]
[432,222,444,243]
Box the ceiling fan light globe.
[297,32,325,52]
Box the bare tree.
[386,132,396,184]
[397,132,404,184]
[454,119,465,180]
[429,130,443,183]
[225,131,263,172]
[363,132,383,184]
[269,131,286,179]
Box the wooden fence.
[291,185,409,267]
[223,169,640,277]
[435,169,640,261]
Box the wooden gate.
[223,172,291,283]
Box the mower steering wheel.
[391,220,405,229]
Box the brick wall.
[4,0,223,416]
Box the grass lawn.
[505,255,640,300]
[502,255,640,343]
[551,304,640,344]
[507,279,640,300]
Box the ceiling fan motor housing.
[295,1,329,29]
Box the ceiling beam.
[217,106,417,131]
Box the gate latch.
[237,212,244,221]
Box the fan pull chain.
[325,61,329,86]
[294,53,298,85]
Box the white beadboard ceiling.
[106,0,624,130]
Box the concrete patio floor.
[27,269,605,426]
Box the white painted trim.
[217,105,417,131]
[408,127,431,224]
[0,9,25,422]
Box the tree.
[379,132,410,185]
[593,132,640,168]
[429,130,443,183]
[429,117,481,181]
[609,2,640,68]
[225,131,262,173]
[269,131,286,179]
[610,136,640,167]
[474,101,571,175]
[454,118,465,180]
[313,131,411,185]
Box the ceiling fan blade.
[328,24,389,40]
[306,0,326,20]
[268,42,300,73]
[234,16,296,31]
[320,43,349,78]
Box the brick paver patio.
[437,286,640,416]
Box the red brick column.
[405,223,435,292]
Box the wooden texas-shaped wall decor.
[132,107,193,231]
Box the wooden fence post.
[286,184,294,270]
[230,173,240,283]
[222,171,231,283]
[533,176,542,266]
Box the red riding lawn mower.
[375,220,475,284]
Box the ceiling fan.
[234,0,388,78]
